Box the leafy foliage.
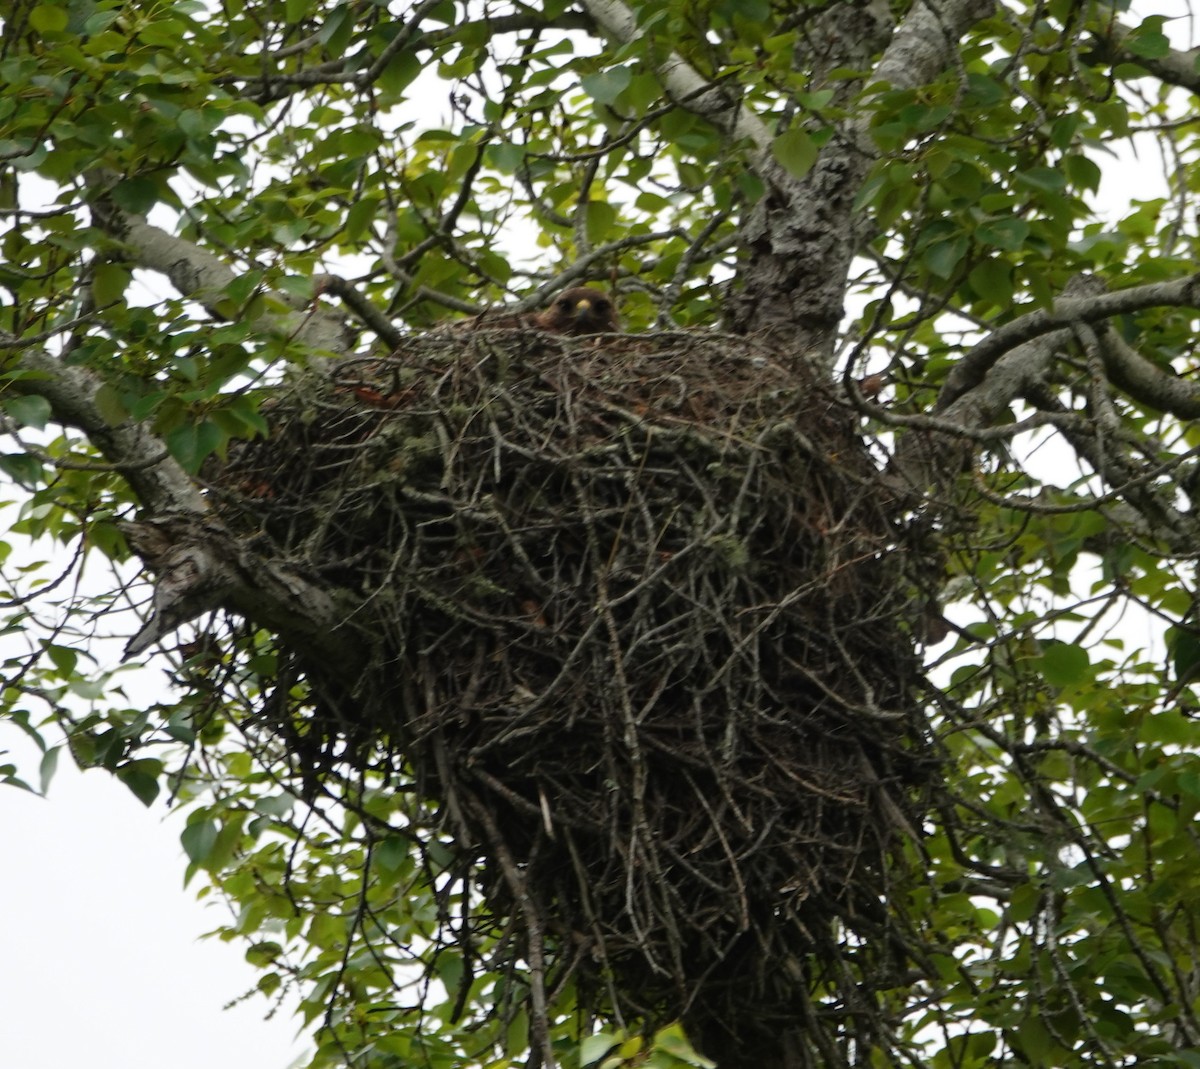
[4,0,1200,1067]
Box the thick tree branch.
[4,334,206,515]
[2,332,367,666]
[120,516,368,666]
[1022,379,1196,551]
[90,192,355,359]
[726,0,995,351]
[579,0,775,162]
[316,274,405,349]
[585,0,992,354]
[891,294,1200,552]
[1099,326,1200,420]
[891,326,1069,495]
[865,0,993,107]
[1095,22,1200,93]
[937,273,1200,410]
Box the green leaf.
[1125,23,1170,60]
[92,384,128,426]
[44,643,78,676]
[654,1025,715,1067]
[965,72,1006,107]
[317,4,353,50]
[343,197,379,245]
[0,453,45,487]
[2,394,51,429]
[1014,167,1067,194]
[771,127,818,179]
[1063,154,1101,193]
[181,818,219,863]
[377,51,422,100]
[581,1033,620,1067]
[488,142,525,174]
[1171,627,1200,686]
[253,793,294,818]
[581,66,632,106]
[246,940,283,967]
[976,217,1029,251]
[109,178,159,214]
[374,836,411,876]
[39,746,60,795]
[117,761,161,807]
[92,261,129,307]
[5,141,49,172]
[165,419,225,473]
[923,235,968,279]
[968,259,1013,311]
[719,0,770,20]
[1038,642,1089,687]
[275,275,314,303]
[1177,770,1200,799]
[586,200,617,244]
[29,4,69,33]
[434,948,463,995]
[221,270,262,306]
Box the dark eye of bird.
[559,299,571,310]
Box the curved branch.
[890,326,1069,496]
[2,333,367,667]
[858,10,995,126]
[4,334,206,515]
[579,0,774,161]
[316,274,405,348]
[355,0,444,87]
[90,189,355,359]
[1022,379,1196,551]
[1094,21,1200,94]
[891,325,1199,553]
[120,516,367,667]
[1099,327,1200,420]
[937,273,1200,410]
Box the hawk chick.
[534,287,620,336]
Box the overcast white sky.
[0,6,1192,1069]
[0,758,308,1069]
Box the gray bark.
[726,0,996,357]
[4,327,365,668]
[88,184,355,359]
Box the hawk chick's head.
[536,287,620,336]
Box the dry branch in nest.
[204,328,940,1065]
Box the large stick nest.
[207,328,939,1061]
